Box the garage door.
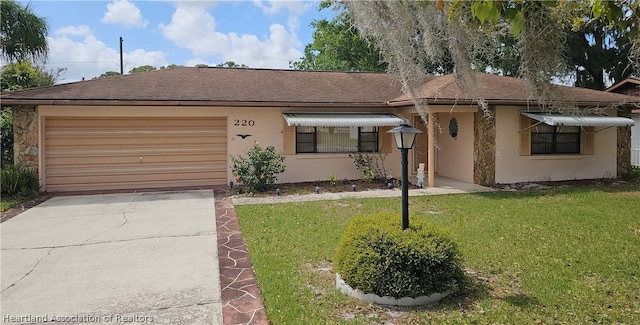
[44,117,227,191]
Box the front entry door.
[412,115,428,175]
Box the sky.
[20,0,334,84]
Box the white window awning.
[283,113,406,127]
[521,112,635,127]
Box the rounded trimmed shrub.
[334,214,464,298]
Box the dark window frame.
[295,126,317,153]
[295,126,379,153]
[358,127,379,152]
[531,124,581,155]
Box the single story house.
[1,67,637,192]
[606,77,640,167]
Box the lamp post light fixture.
[388,123,422,230]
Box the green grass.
[0,196,22,212]
[236,183,640,324]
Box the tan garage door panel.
[45,117,227,191]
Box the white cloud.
[47,25,167,83]
[287,15,300,31]
[54,25,93,37]
[253,0,313,15]
[159,4,230,57]
[102,0,148,28]
[159,2,303,69]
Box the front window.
[531,124,580,154]
[296,126,379,153]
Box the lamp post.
[388,123,422,230]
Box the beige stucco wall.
[435,112,475,183]
[494,106,618,183]
[36,105,405,186]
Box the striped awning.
[521,112,635,127]
[282,113,406,127]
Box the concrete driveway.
[1,190,222,324]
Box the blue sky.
[21,0,333,83]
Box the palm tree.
[1,0,48,63]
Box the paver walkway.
[214,190,268,324]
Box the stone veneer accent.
[473,107,496,186]
[12,105,39,171]
[617,107,632,177]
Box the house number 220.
[234,119,255,126]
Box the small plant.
[348,151,389,182]
[328,174,338,186]
[334,213,465,298]
[1,164,39,197]
[1,108,13,168]
[231,142,286,193]
[360,166,376,182]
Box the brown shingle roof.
[606,77,640,96]
[1,67,637,108]
[389,73,637,106]
[0,67,402,107]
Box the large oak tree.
[343,0,639,114]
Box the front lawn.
[236,183,640,324]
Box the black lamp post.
[388,123,422,230]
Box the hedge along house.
[1,67,637,192]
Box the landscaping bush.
[348,151,388,182]
[1,108,13,168]
[1,164,39,197]
[334,214,464,298]
[231,142,286,193]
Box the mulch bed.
[230,179,421,197]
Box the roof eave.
[606,78,640,93]
[387,98,639,108]
[0,99,392,108]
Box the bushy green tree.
[231,143,286,193]
[1,62,57,168]
[566,6,635,90]
[291,1,386,72]
[1,61,56,91]
[159,64,183,69]
[216,61,249,68]
[1,108,13,167]
[93,71,121,79]
[128,65,156,74]
[0,0,49,63]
